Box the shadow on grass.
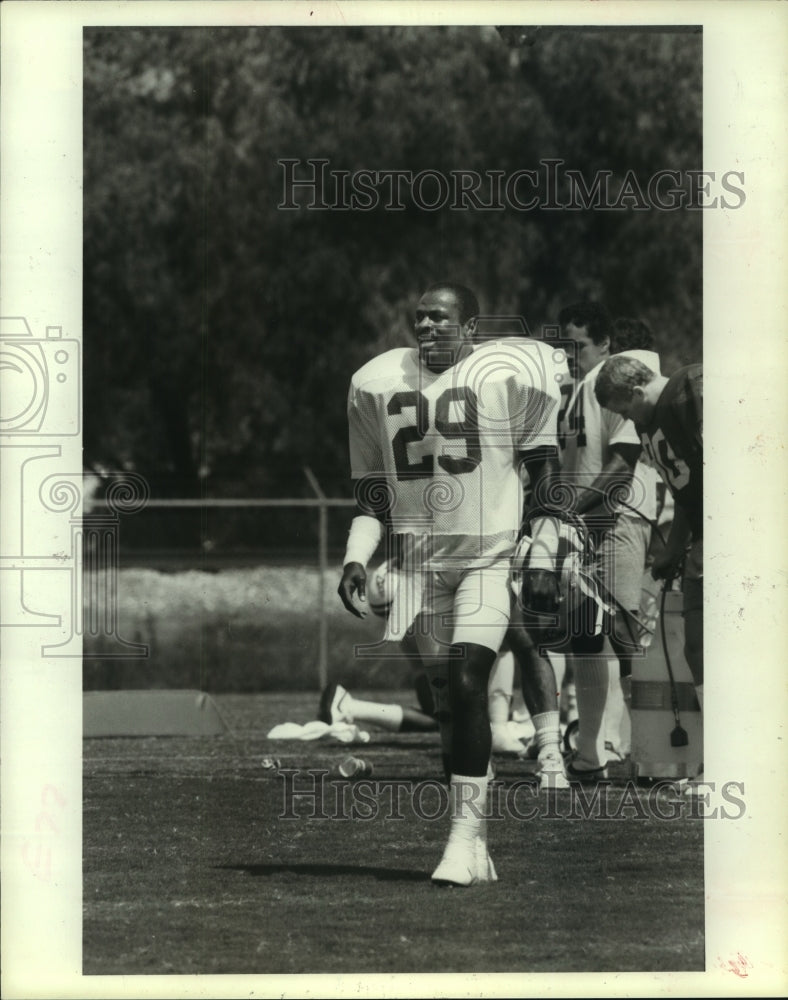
[350,738,440,750]
[217,862,429,882]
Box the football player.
[594,356,703,779]
[472,319,570,787]
[556,304,660,780]
[317,647,532,751]
[337,282,568,886]
[321,558,534,754]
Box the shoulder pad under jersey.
[351,347,418,391]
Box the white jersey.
[348,338,568,570]
[559,349,660,520]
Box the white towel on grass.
[266,720,371,743]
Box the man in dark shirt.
[594,359,703,718]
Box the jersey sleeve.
[512,385,560,450]
[511,344,567,451]
[662,365,703,454]
[347,381,384,479]
[605,407,641,449]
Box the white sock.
[477,761,495,847]
[556,654,577,723]
[488,651,515,726]
[619,674,632,756]
[573,654,609,768]
[510,660,529,721]
[620,673,632,706]
[447,773,489,847]
[532,711,561,754]
[547,651,567,697]
[563,683,578,724]
[695,684,704,712]
[604,658,626,750]
[345,695,404,732]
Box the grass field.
[83,691,705,976]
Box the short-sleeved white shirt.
[348,338,569,569]
[559,349,660,520]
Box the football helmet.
[367,559,399,619]
[512,518,611,649]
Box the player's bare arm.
[337,561,369,617]
[572,442,642,517]
[337,473,390,617]
[651,501,692,582]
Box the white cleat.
[537,748,571,790]
[431,843,478,887]
[678,771,706,799]
[491,724,527,756]
[475,836,498,883]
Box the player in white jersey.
[471,318,570,786]
[320,559,530,752]
[324,553,551,757]
[557,305,660,779]
[337,283,568,886]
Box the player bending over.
[594,356,703,782]
[556,304,661,780]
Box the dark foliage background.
[83,25,702,529]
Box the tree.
[83,25,702,514]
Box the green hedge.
[83,567,415,693]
